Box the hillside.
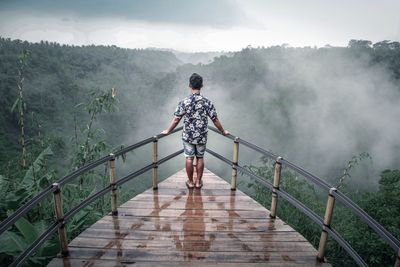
[0,37,182,168]
[1,37,400,266]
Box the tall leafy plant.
[73,88,117,169]
[11,49,31,168]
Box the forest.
[0,36,399,266]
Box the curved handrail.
[207,126,400,266]
[3,124,399,266]
[0,126,183,236]
[2,127,183,267]
[206,148,368,266]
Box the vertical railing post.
[152,136,158,190]
[395,250,400,267]
[52,183,68,256]
[270,156,282,219]
[109,153,118,216]
[317,187,337,262]
[231,137,239,190]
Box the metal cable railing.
[2,125,399,266]
[205,148,368,266]
[280,158,332,190]
[207,126,400,266]
[2,127,183,267]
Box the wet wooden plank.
[48,258,331,267]
[96,216,288,225]
[121,200,265,210]
[140,189,248,197]
[86,220,294,233]
[47,168,330,266]
[78,229,306,242]
[115,208,272,219]
[69,237,315,252]
[53,247,321,262]
[130,194,261,204]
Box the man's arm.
[212,117,229,136]
[161,117,181,135]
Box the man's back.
[174,92,217,145]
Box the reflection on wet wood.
[47,168,330,266]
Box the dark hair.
[189,73,203,89]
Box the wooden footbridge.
[1,127,399,266]
[48,168,327,266]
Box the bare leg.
[185,157,194,187]
[195,157,204,187]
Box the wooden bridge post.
[231,137,239,190]
[270,156,282,219]
[52,183,69,256]
[109,153,118,216]
[152,136,158,190]
[317,187,337,262]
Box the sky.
[0,0,399,52]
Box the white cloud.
[1,0,400,52]
[237,0,400,45]
[0,11,282,51]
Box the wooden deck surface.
[48,168,330,266]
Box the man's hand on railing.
[161,129,170,135]
[161,117,181,135]
[222,130,230,136]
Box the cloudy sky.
[0,0,399,52]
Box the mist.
[127,46,400,189]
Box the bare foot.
[195,180,203,189]
[186,180,194,189]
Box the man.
[161,73,229,189]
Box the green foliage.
[0,81,124,265]
[17,49,31,68]
[0,146,56,223]
[22,146,53,186]
[348,39,373,49]
[73,88,117,168]
[0,37,181,170]
[13,49,31,168]
[0,217,59,265]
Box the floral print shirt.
[174,92,218,144]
